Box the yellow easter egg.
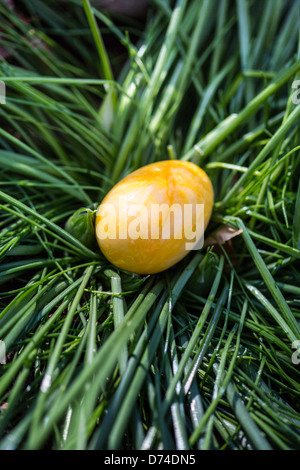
[95,160,214,274]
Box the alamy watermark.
[0,81,6,104]
[292,80,300,105]
[0,340,6,364]
[97,200,205,251]
[291,340,300,365]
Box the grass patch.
[0,0,299,450]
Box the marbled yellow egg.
[95,160,214,274]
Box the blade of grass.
[182,59,300,162]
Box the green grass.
[0,0,300,450]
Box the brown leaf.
[204,224,243,270]
[204,224,243,247]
